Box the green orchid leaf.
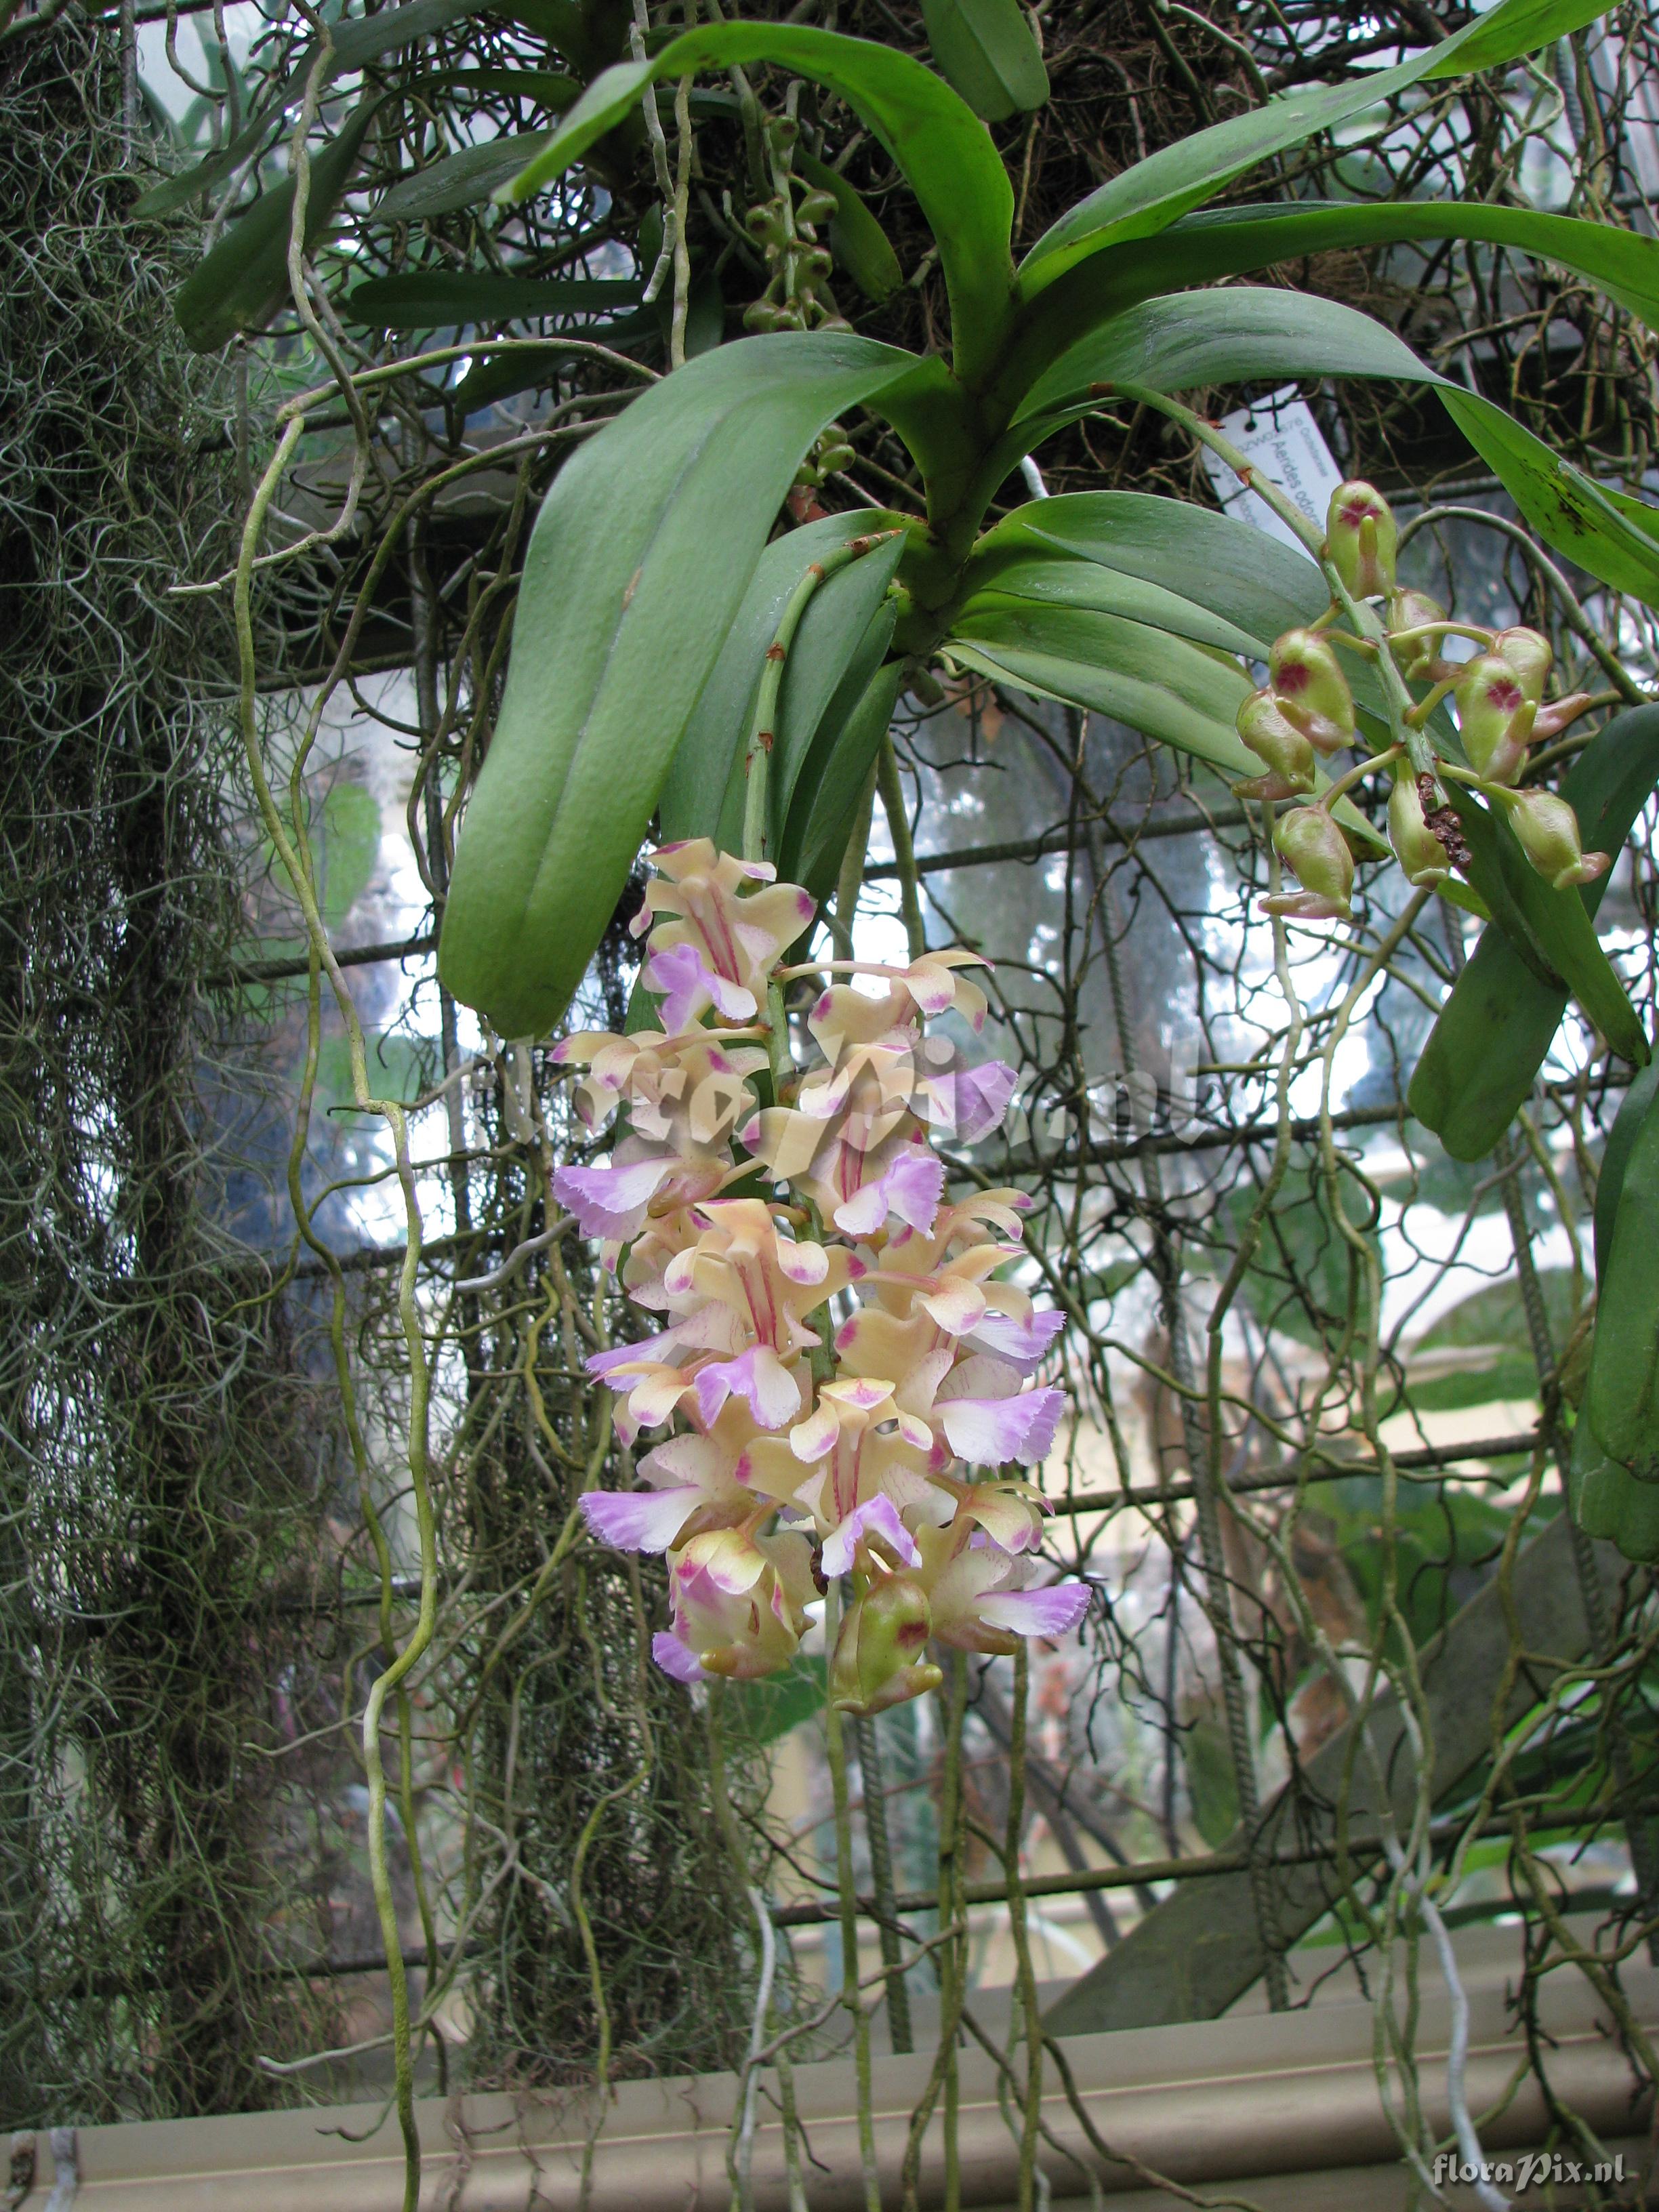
[1441,390,1659,605]
[1595,1058,1659,1283]
[174,98,381,350]
[435,66,582,106]
[1005,289,1659,611]
[438,334,916,1039]
[943,598,1258,780]
[1585,1082,1659,1481]
[499,24,1017,384]
[971,489,1329,648]
[765,537,905,859]
[659,512,905,847]
[957,549,1272,659]
[1004,199,1659,405]
[1442,783,1649,1070]
[1017,0,1617,290]
[920,0,1048,123]
[1410,707,1659,1160]
[378,132,554,218]
[795,661,905,903]
[795,150,903,304]
[345,270,641,327]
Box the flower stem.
[877,733,927,959]
[824,1580,882,2212]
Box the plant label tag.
[1200,386,1342,557]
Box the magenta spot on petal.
[846,1255,867,1277]
[815,994,832,1021]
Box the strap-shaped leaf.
[1595,1059,1659,1282]
[943,598,1258,779]
[1002,289,1659,609]
[1410,708,1659,1160]
[794,663,905,902]
[174,98,381,351]
[920,0,1048,123]
[1443,784,1649,1069]
[345,270,640,327]
[438,334,916,1039]
[1016,0,1616,290]
[970,489,1329,647]
[499,25,1017,384]
[451,319,658,410]
[795,151,903,304]
[658,512,903,845]
[378,133,554,218]
[955,550,1265,658]
[1003,200,1659,404]
[776,595,901,881]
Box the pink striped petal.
[968,1309,1065,1372]
[822,1495,922,1579]
[581,1486,703,1553]
[554,1155,670,1240]
[977,1582,1091,1639]
[651,1630,708,1683]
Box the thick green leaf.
[346,270,640,327]
[920,0,1048,123]
[1585,1086,1659,1480]
[1017,0,1616,289]
[971,489,1328,648]
[1005,289,1659,612]
[1444,784,1648,1069]
[136,0,490,218]
[943,598,1258,779]
[767,537,905,854]
[1410,707,1659,1160]
[438,334,915,1038]
[1442,391,1659,605]
[796,150,903,304]
[1570,1425,1659,1564]
[174,99,380,351]
[774,601,900,877]
[436,65,581,105]
[499,25,1017,384]
[958,549,1271,659]
[378,132,552,218]
[658,512,901,846]
[1595,1058,1659,1282]
[999,199,1659,420]
[795,661,905,901]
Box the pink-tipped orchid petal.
[977,1581,1091,1639]
[834,1147,944,1237]
[821,1494,923,1579]
[939,1385,1065,1467]
[651,1630,708,1683]
[775,1236,830,1288]
[580,1486,703,1554]
[790,1399,840,1462]
[554,1155,670,1240]
[693,1346,803,1431]
[967,1308,1065,1372]
[646,941,758,1031]
[916,1277,989,1335]
[896,1410,935,1452]
[928,1060,1017,1144]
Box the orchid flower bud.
[1385,588,1452,681]
[1387,768,1452,888]
[1488,786,1612,892]
[1269,629,1356,754]
[1262,805,1354,921]
[1326,480,1397,598]
[1493,626,1552,705]
[830,1573,943,1715]
[1233,689,1317,800]
[1456,654,1534,786]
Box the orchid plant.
[556,838,1088,1709]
